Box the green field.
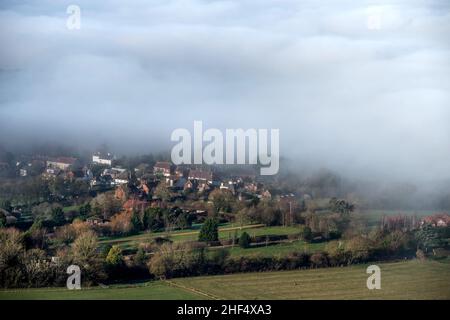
[224,239,326,257]
[100,210,446,252]
[63,205,81,213]
[173,260,450,300]
[361,209,445,228]
[98,223,325,258]
[1,260,449,300]
[0,282,202,300]
[99,224,301,251]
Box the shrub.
[416,249,426,261]
[0,228,26,288]
[238,232,251,248]
[54,224,77,245]
[100,244,112,258]
[210,248,230,268]
[345,236,371,264]
[198,218,219,242]
[0,211,6,228]
[301,226,313,242]
[325,241,347,266]
[310,252,328,268]
[148,243,201,278]
[50,207,66,226]
[106,245,124,266]
[134,247,147,266]
[70,230,105,285]
[110,211,134,236]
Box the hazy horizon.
[1,0,449,183]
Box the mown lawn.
[99,224,300,251]
[63,205,81,213]
[2,260,448,300]
[224,239,326,257]
[0,282,202,300]
[173,260,450,300]
[178,225,301,243]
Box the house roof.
[48,157,77,165]
[189,169,212,180]
[116,171,129,180]
[188,169,213,181]
[93,152,114,160]
[154,161,171,170]
[135,163,150,170]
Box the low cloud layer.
[0,0,449,181]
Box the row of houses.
[148,161,277,200]
[16,152,272,200]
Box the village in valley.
[1,145,449,297]
[3,149,296,228]
[1,0,449,303]
[0,148,310,261]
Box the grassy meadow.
[1,260,448,300]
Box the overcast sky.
[0,0,449,181]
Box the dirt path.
[164,280,221,300]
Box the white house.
[92,152,114,166]
[47,157,77,171]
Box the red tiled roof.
[154,162,171,170]
[188,169,213,181]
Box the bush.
[106,245,124,266]
[70,230,105,285]
[238,232,251,248]
[416,249,426,261]
[310,252,328,268]
[148,243,204,279]
[0,228,67,288]
[100,244,112,258]
[345,236,371,264]
[301,226,313,242]
[105,245,126,280]
[51,207,66,226]
[134,247,147,266]
[143,208,165,232]
[0,211,6,228]
[210,248,230,268]
[110,211,134,236]
[23,249,63,288]
[326,241,348,266]
[198,218,219,242]
[0,228,26,288]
